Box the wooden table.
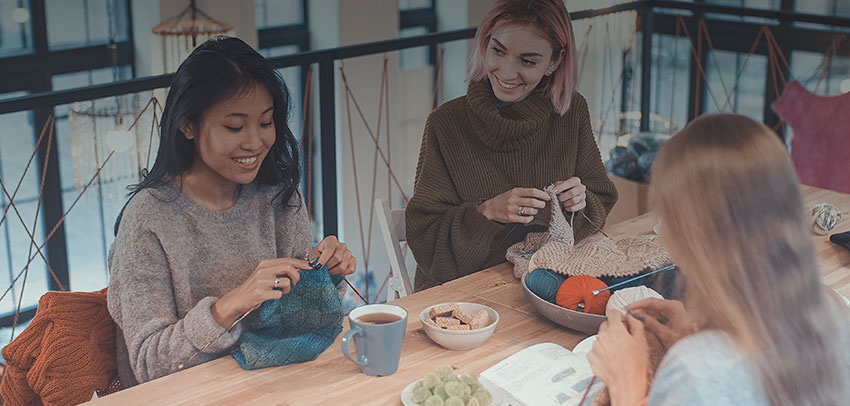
[87,186,850,405]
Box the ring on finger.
[274,278,280,287]
[518,206,525,216]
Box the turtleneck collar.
[466,79,553,152]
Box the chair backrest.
[375,198,414,302]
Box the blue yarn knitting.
[231,266,344,370]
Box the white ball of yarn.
[809,203,841,235]
[605,286,663,317]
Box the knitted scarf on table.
[506,185,670,278]
[231,267,344,370]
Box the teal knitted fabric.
[231,266,344,370]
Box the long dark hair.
[115,36,301,235]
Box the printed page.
[481,342,594,406]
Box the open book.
[481,342,594,406]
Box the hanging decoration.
[68,95,146,190]
[151,0,234,75]
[68,1,163,192]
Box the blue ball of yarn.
[526,268,566,304]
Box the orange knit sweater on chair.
[1,288,118,406]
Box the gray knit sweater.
[106,180,311,387]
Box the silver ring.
[518,206,525,216]
[274,278,280,287]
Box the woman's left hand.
[308,236,356,276]
[554,177,587,212]
[587,311,649,405]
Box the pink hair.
[468,0,579,115]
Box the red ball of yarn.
[555,275,611,315]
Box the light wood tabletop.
[86,185,850,405]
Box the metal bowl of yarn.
[521,269,606,335]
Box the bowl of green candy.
[401,365,503,406]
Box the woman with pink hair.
[406,0,617,290]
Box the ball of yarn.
[605,286,663,317]
[526,268,567,304]
[809,203,841,235]
[555,275,610,315]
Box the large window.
[0,0,33,56]
[254,0,313,234]
[650,34,691,132]
[796,0,850,18]
[399,0,436,70]
[45,0,128,49]
[255,0,303,28]
[0,92,47,316]
[53,67,135,293]
[0,0,134,329]
[703,50,768,122]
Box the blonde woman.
[587,114,850,405]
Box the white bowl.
[419,302,499,351]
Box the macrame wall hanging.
[152,0,233,75]
[68,95,151,190]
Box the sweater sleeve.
[647,332,769,406]
[405,118,508,290]
[107,214,242,384]
[570,95,618,241]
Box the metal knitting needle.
[591,263,677,296]
[306,254,368,304]
[178,302,261,370]
[344,278,368,304]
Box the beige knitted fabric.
[506,185,670,278]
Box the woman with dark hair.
[406,0,618,290]
[107,37,355,386]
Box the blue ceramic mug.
[341,304,408,376]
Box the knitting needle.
[307,254,368,304]
[344,278,368,304]
[579,210,609,238]
[625,308,645,322]
[591,263,677,296]
[579,376,597,405]
[178,302,261,370]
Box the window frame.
[0,0,134,326]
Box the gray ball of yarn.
[637,152,657,182]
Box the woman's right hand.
[211,258,312,328]
[477,187,550,224]
[628,298,696,349]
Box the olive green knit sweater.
[406,80,618,291]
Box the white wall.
[334,0,403,301]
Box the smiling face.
[484,24,560,103]
[181,84,276,189]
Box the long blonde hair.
[650,114,850,405]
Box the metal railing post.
[318,56,337,238]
